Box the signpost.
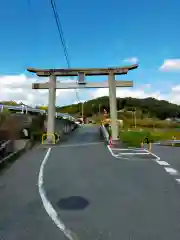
[27,65,138,143]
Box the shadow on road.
[57,196,89,210]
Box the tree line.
[56,97,180,120]
[1,97,180,120]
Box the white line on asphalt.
[116,152,150,155]
[107,145,159,159]
[164,167,179,175]
[155,160,170,166]
[110,148,146,151]
[107,145,118,157]
[51,141,103,148]
[38,148,78,240]
[176,179,180,183]
[128,147,146,150]
[143,149,160,160]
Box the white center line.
[164,167,179,175]
[176,179,180,183]
[156,160,170,166]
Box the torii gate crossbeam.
[27,65,138,144]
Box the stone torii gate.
[27,65,138,143]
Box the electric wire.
[50,0,80,103]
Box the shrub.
[119,129,180,147]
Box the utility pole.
[98,104,101,114]
[28,65,138,143]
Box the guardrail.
[100,124,110,144]
[0,119,78,166]
[0,140,13,163]
[153,140,180,145]
[0,104,78,166]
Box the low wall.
[55,118,77,137]
[99,124,110,144]
[0,118,78,166]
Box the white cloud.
[1,74,180,107]
[172,85,180,92]
[0,74,81,107]
[73,100,86,104]
[160,59,180,71]
[91,84,180,105]
[92,87,164,101]
[123,57,139,64]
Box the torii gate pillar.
[46,75,56,143]
[108,72,118,141]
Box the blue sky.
[0,0,180,106]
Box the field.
[119,128,180,147]
[104,116,180,147]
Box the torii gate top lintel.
[27,64,138,77]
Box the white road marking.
[107,145,117,157]
[155,160,170,166]
[38,148,78,240]
[128,147,145,150]
[49,141,103,148]
[143,149,160,160]
[176,179,180,183]
[111,148,144,152]
[116,152,150,155]
[110,148,146,151]
[164,167,179,175]
[107,143,180,186]
[107,145,156,159]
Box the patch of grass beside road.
[120,129,180,147]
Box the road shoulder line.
[38,147,78,240]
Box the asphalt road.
[152,144,180,173]
[1,125,180,239]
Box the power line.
[50,0,70,67]
[50,0,80,104]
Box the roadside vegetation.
[119,129,180,147]
[106,117,180,147]
[2,96,180,147]
[0,109,46,143]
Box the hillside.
[57,97,180,120]
[1,97,180,120]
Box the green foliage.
[120,129,180,147]
[0,108,11,125]
[56,96,180,120]
[120,130,150,147]
[1,96,180,120]
[0,101,19,106]
[122,118,180,129]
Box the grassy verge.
[119,128,180,147]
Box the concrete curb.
[0,122,78,167]
[0,139,32,168]
[41,122,78,147]
[100,124,110,144]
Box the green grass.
[119,128,180,147]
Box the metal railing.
[0,104,75,122]
[0,140,13,162]
[100,124,110,143]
